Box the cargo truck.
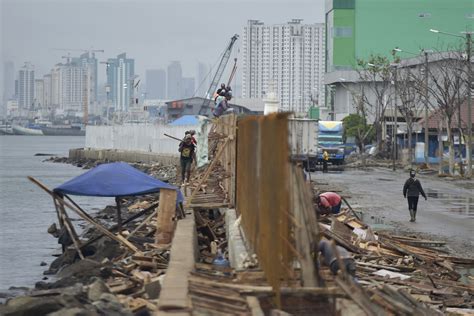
[317,121,345,165]
[288,118,319,171]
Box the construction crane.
[53,48,105,58]
[199,34,239,116]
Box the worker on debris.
[403,170,427,222]
[322,150,329,173]
[316,192,342,215]
[213,91,232,118]
[185,130,197,145]
[317,239,356,277]
[178,134,196,184]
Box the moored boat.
[40,125,85,136]
[12,124,44,136]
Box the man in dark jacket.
[403,170,427,222]
[179,135,196,184]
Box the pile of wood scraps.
[194,209,227,264]
[319,210,474,312]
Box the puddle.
[455,265,474,285]
[376,178,394,182]
[425,189,474,217]
[355,211,394,231]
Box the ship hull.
[41,127,85,136]
[12,124,44,136]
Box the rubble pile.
[319,210,474,313]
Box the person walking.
[403,170,427,222]
[316,192,342,215]
[178,134,196,184]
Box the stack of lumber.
[319,210,474,312]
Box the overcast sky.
[1,0,325,93]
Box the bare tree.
[396,66,423,166]
[356,55,397,155]
[424,51,468,175]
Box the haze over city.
[1,0,325,96]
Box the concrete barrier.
[69,148,179,165]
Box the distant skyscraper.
[242,19,325,112]
[106,53,135,111]
[72,52,99,103]
[43,74,52,109]
[18,62,35,109]
[196,62,209,97]
[3,61,15,101]
[146,69,166,99]
[167,61,182,99]
[34,79,44,109]
[182,77,195,98]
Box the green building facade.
[326,0,474,72]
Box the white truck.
[288,118,319,171]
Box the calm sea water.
[0,136,114,290]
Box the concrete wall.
[85,124,197,155]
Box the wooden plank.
[155,188,177,244]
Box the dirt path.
[311,167,474,257]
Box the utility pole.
[423,51,430,167]
[391,64,398,171]
[466,33,472,177]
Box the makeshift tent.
[54,162,183,202]
[54,162,184,230]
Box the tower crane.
[199,34,239,116]
[53,48,104,58]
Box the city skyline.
[1,0,325,101]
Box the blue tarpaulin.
[169,115,200,126]
[54,162,183,203]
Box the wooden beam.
[155,188,178,244]
[115,197,122,232]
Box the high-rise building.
[196,62,209,97]
[167,61,182,100]
[18,62,35,109]
[51,64,63,108]
[43,74,52,109]
[242,19,325,113]
[72,52,98,103]
[106,53,135,111]
[3,61,15,101]
[182,77,195,98]
[34,79,44,109]
[146,69,166,99]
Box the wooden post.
[155,189,178,244]
[115,197,122,232]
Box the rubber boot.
[409,209,415,222]
[413,210,417,222]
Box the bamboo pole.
[28,176,139,253]
[55,197,85,259]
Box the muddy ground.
[311,166,474,257]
